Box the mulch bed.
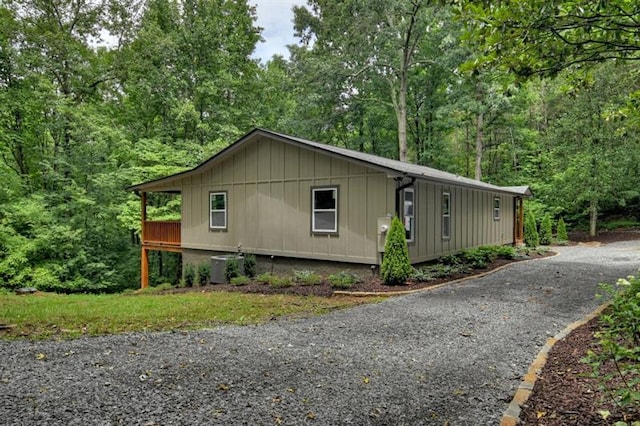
[167,253,552,298]
[519,316,640,425]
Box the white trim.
[403,187,415,242]
[442,192,451,239]
[493,196,501,220]
[312,187,338,233]
[209,192,227,229]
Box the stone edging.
[499,302,612,426]
[333,251,560,297]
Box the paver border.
[499,302,611,426]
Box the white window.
[209,192,227,229]
[312,187,338,233]
[442,192,451,239]
[493,197,501,220]
[403,188,415,242]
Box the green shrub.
[539,213,553,245]
[184,264,196,287]
[495,245,517,259]
[197,263,210,286]
[328,271,361,289]
[230,276,251,286]
[256,272,273,284]
[524,211,540,248]
[582,275,640,409]
[380,216,412,285]
[410,268,435,282]
[243,253,257,277]
[270,276,293,288]
[293,270,323,286]
[556,217,569,242]
[224,258,240,283]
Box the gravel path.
[2,241,640,426]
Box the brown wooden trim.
[141,247,149,288]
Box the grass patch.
[0,291,379,340]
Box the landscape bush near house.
[539,213,553,245]
[197,263,210,286]
[327,271,361,289]
[556,217,569,242]
[224,258,240,283]
[380,216,413,285]
[583,275,640,412]
[184,264,196,287]
[524,211,540,247]
[243,253,257,277]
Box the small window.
[403,188,415,242]
[209,192,227,229]
[312,187,338,233]
[493,197,501,220]
[442,192,451,239]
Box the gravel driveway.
[2,241,640,425]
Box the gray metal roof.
[128,128,531,197]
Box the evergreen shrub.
[556,217,569,242]
[524,211,540,247]
[197,263,210,286]
[184,264,196,287]
[243,253,257,277]
[224,258,240,283]
[380,216,412,285]
[539,213,553,245]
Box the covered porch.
[139,191,182,288]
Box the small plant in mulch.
[410,268,435,283]
[243,253,257,277]
[184,264,196,287]
[256,272,273,284]
[328,271,361,289]
[230,276,251,286]
[224,258,240,283]
[293,270,323,286]
[270,276,293,288]
[197,263,210,286]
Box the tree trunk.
[475,111,484,180]
[397,71,408,162]
[589,199,598,237]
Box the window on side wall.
[209,191,227,230]
[403,187,415,242]
[493,197,501,220]
[312,187,338,234]
[442,192,451,239]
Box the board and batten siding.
[178,136,396,264]
[407,181,516,263]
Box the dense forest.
[1,0,639,292]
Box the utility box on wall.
[377,216,392,252]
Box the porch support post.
[140,191,149,288]
[141,247,149,288]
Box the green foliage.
[410,268,435,283]
[556,217,569,242]
[381,216,413,285]
[270,276,293,288]
[243,253,257,277]
[599,220,640,231]
[230,276,251,286]
[256,272,273,284]
[539,213,553,245]
[184,265,196,287]
[197,263,210,286]
[582,275,640,409]
[293,270,323,286]
[524,211,540,248]
[327,271,361,290]
[224,258,240,283]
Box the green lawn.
[0,290,381,340]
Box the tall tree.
[294,0,449,162]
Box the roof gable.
[128,128,531,197]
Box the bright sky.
[251,0,308,63]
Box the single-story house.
[128,128,531,287]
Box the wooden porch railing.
[142,220,181,247]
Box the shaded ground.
[519,230,640,425]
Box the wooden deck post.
[141,247,149,288]
[140,192,148,288]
